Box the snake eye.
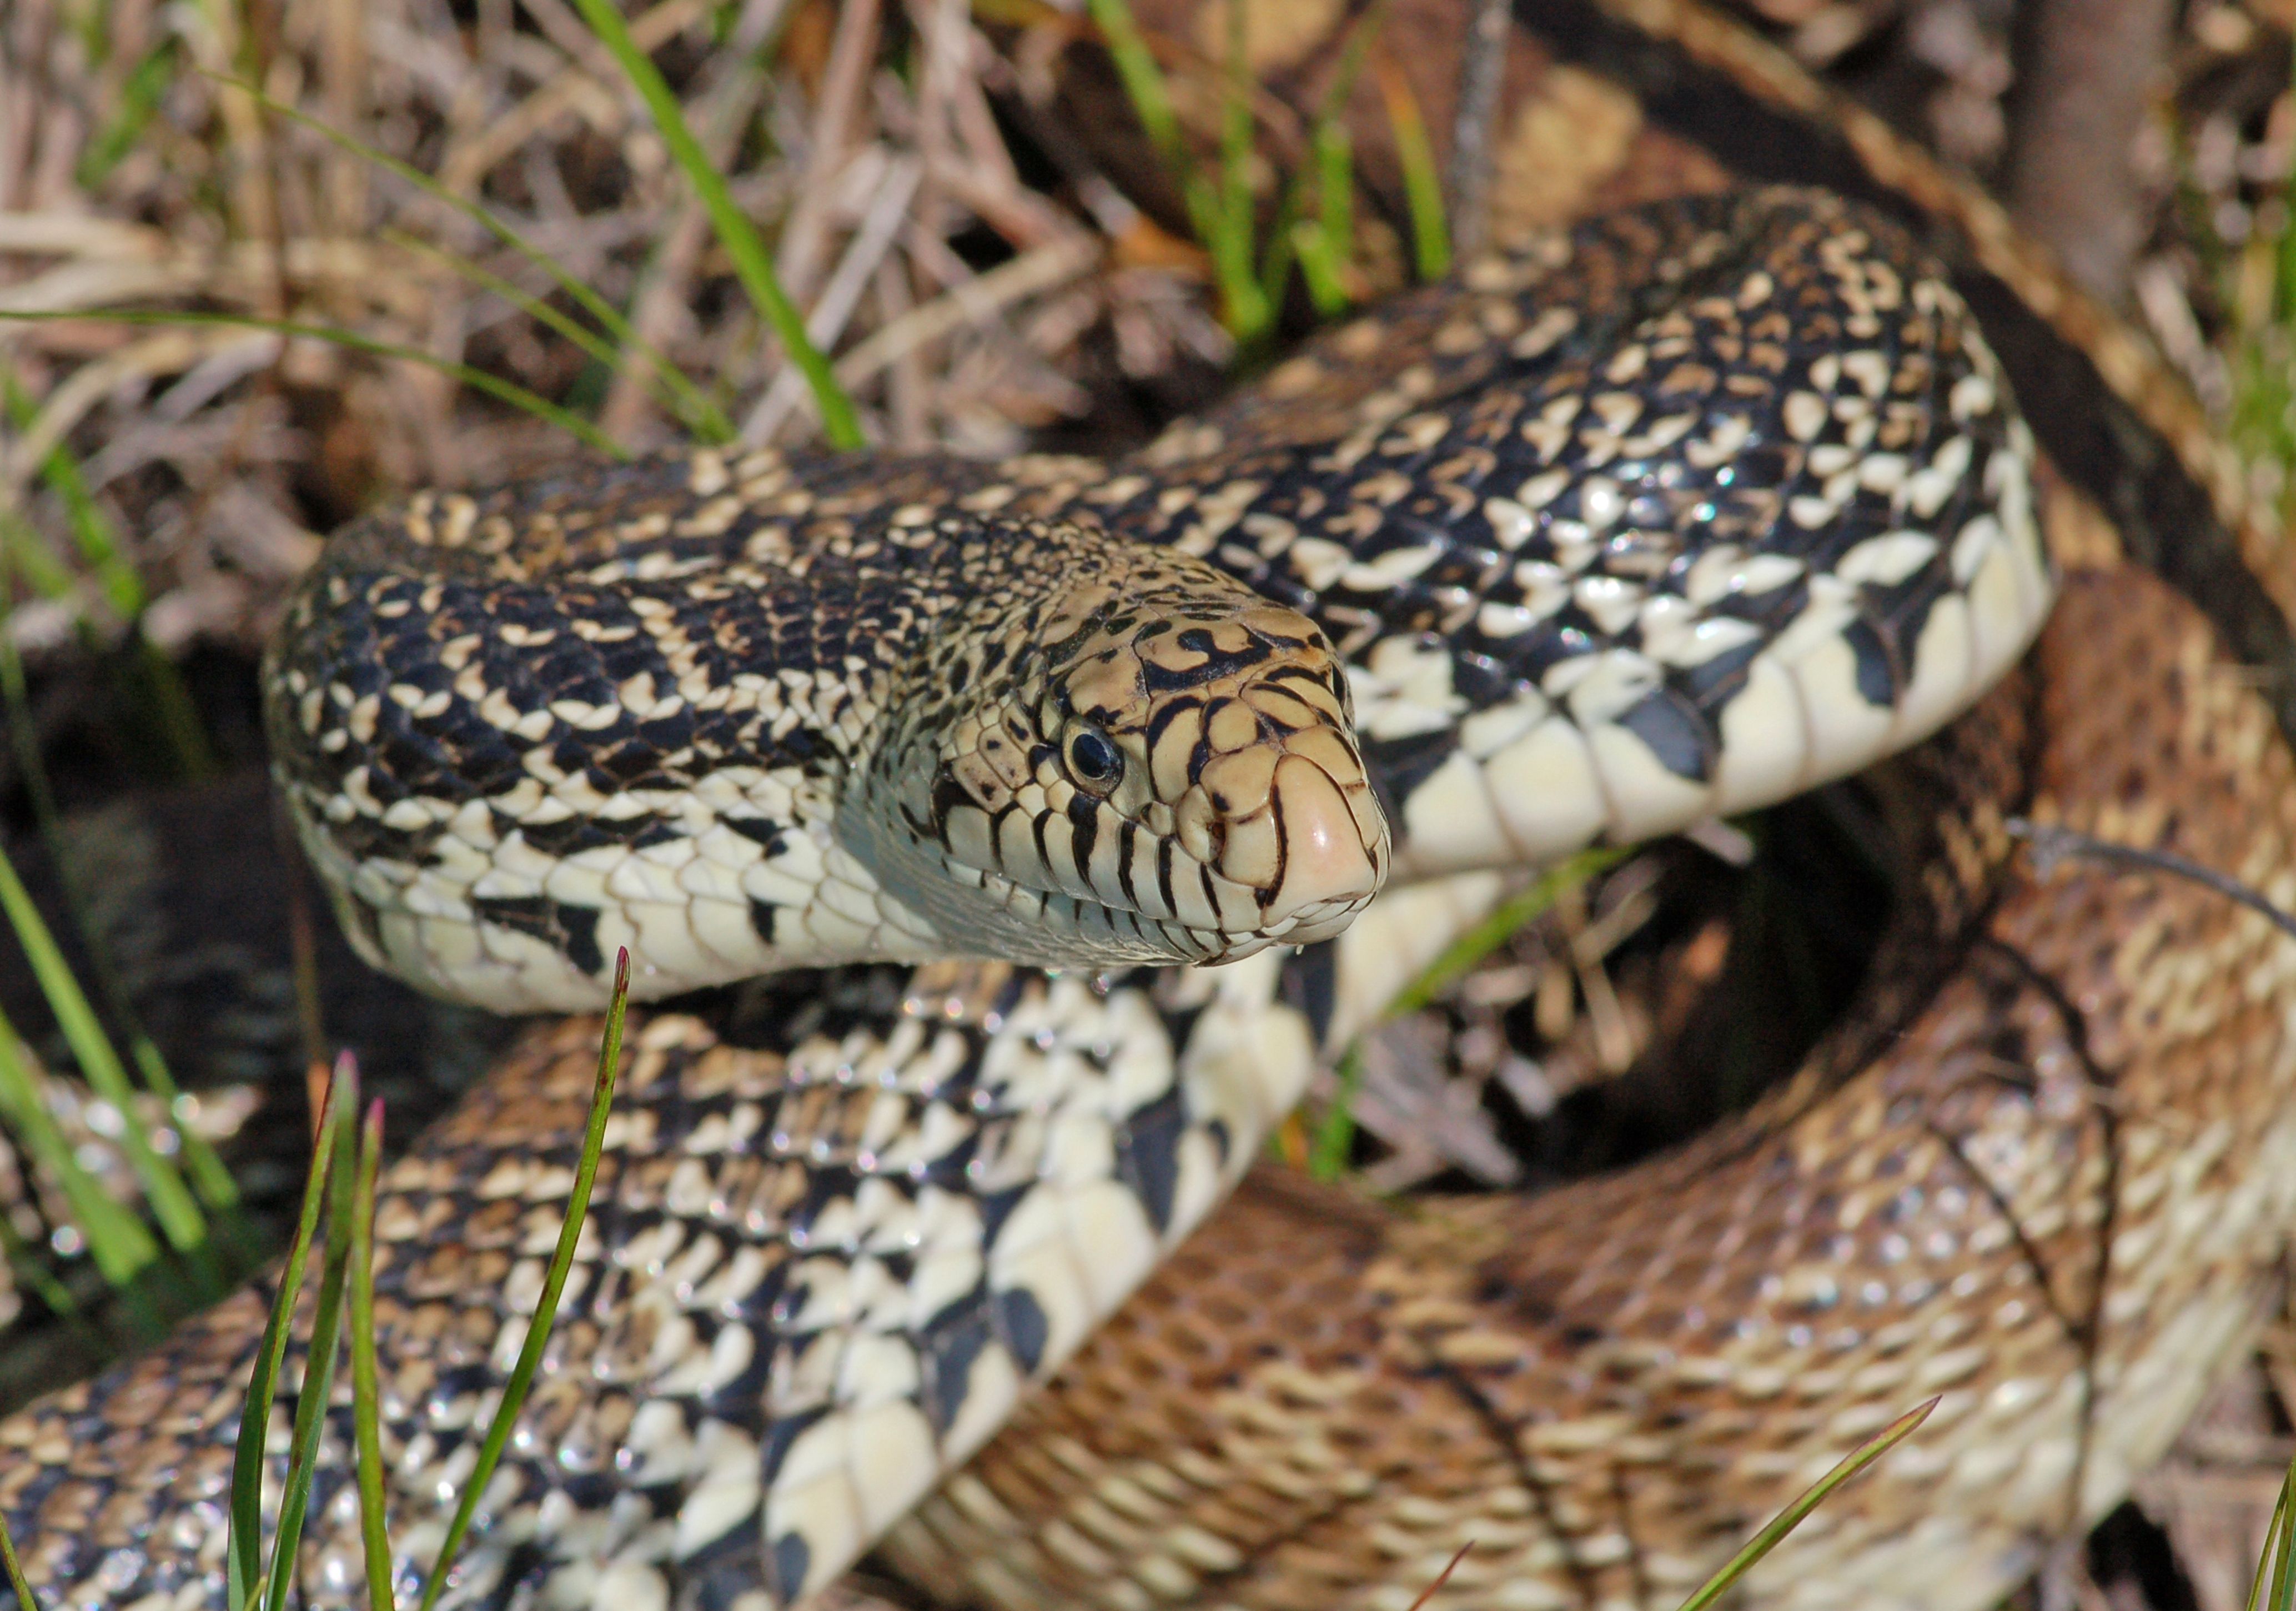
[1066,728,1123,792]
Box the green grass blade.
[1084,0,1200,205]
[2279,37,2296,312]
[0,507,79,602]
[2,565,88,870]
[260,1075,361,1611]
[229,1055,354,1611]
[1385,847,1629,1021]
[383,232,711,436]
[1315,0,1384,197]
[383,230,637,376]
[0,312,629,459]
[1306,123,1358,313]
[129,1036,240,1209]
[0,1205,82,1319]
[1269,119,1355,318]
[1674,1397,1938,1611]
[1258,0,1383,317]
[1083,0,1233,259]
[416,948,629,1611]
[348,1097,397,1611]
[126,640,217,782]
[0,1013,159,1285]
[2263,36,2296,526]
[77,38,182,190]
[2,365,152,624]
[1291,219,1347,316]
[0,839,207,1253]
[1308,1042,1363,1181]
[213,78,733,443]
[0,1500,42,1610]
[1212,0,1270,341]
[2,363,214,775]
[0,566,237,1217]
[2251,1447,2296,1611]
[1304,847,1621,1190]
[564,0,862,449]
[1378,59,1450,281]
[2244,1481,2279,1611]
[2277,1499,2296,1611]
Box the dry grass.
[6,0,2287,656]
[0,0,1233,666]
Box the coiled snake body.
[7,6,2296,1611]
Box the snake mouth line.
[932,846,1366,965]
[911,722,1389,967]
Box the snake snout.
[1190,726,1388,948]
[1257,750,1387,939]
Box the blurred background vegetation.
[0,0,2291,1604]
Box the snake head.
[862,530,1390,968]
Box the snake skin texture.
[7,563,2289,1611]
[271,508,1389,1009]
[268,189,2045,1014]
[0,1,2281,1604]
[882,564,2296,1611]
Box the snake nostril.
[1175,790,1223,866]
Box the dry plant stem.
[774,0,883,305]
[2007,0,2177,305]
[2,330,215,499]
[1448,0,1512,260]
[873,254,929,448]
[910,0,969,207]
[1404,1545,1474,1611]
[321,0,371,237]
[521,0,642,80]
[181,3,287,322]
[830,234,1102,392]
[900,0,1046,392]
[927,30,1071,250]
[437,0,710,197]
[743,154,922,442]
[600,204,715,443]
[598,59,768,440]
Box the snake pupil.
[1068,729,1122,788]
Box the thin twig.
[1447,0,1511,261]
[2009,818,2296,941]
